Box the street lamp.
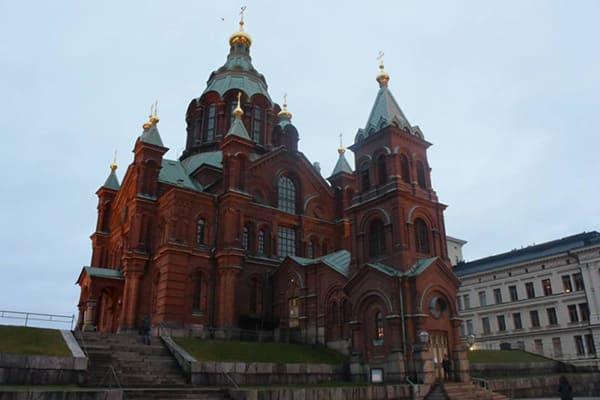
[418,330,429,345]
[466,334,475,350]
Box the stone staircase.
[76,331,189,388]
[440,382,511,400]
[123,388,231,400]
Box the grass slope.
[0,325,70,357]
[174,338,347,364]
[467,349,549,363]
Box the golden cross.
[239,6,247,28]
[377,51,385,68]
[237,91,242,106]
[339,132,343,147]
[283,93,288,107]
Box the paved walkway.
[514,398,599,400]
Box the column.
[82,299,97,331]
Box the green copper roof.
[140,123,165,148]
[289,250,350,277]
[180,151,223,173]
[225,117,251,140]
[355,85,414,143]
[102,169,120,190]
[83,267,124,280]
[330,152,353,176]
[201,41,271,102]
[366,257,438,277]
[159,159,203,191]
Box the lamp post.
[466,334,476,350]
[418,330,430,348]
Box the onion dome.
[201,8,271,102]
[277,94,293,125]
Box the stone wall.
[487,373,600,399]
[162,336,345,385]
[228,384,426,400]
[0,331,87,385]
[470,360,561,377]
[0,390,121,400]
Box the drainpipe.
[399,275,408,375]
[209,195,220,333]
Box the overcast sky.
[1,1,598,320]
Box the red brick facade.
[76,23,465,381]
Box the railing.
[405,376,419,400]
[471,376,489,389]
[221,368,239,390]
[101,365,122,389]
[0,310,75,329]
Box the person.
[557,375,573,400]
[142,315,151,345]
[442,353,451,380]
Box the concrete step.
[123,388,230,400]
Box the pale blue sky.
[1,1,598,318]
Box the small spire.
[338,132,346,155]
[376,51,390,87]
[239,5,246,31]
[110,150,118,171]
[233,91,244,118]
[277,93,292,119]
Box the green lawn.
[467,349,549,363]
[174,338,347,364]
[0,325,70,357]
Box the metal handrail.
[471,376,489,389]
[221,368,239,390]
[0,310,75,329]
[405,376,419,400]
[100,365,122,389]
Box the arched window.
[342,299,352,322]
[242,226,249,250]
[192,271,202,313]
[306,240,314,258]
[417,161,427,189]
[415,218,430,254]
[400,154,410,183]
[252,106,262,142]
[249,276,261,314]
[360,162,370,191]
[206,105,216,141]
[377,154,387,185]
[196,219,206,245]
[369,219,385,258]
[375,311,384,340]
[258,229,265,255]
[278,176,296,213]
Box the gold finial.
[277,93,292,119]
[233,91,244,118]
[110,150,118,171]
[229,6,252,46]
[143,101,159,129]
[376,50,390,87]
[338,133,346,154]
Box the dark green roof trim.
[330,152,353,176]
[181,151,223,173]
[355,85,423,144]
[102,170,120,190]
[366,257,438,277]
[83,267,124,280]
[226,117,251,140]
[140,124,165,147]
[289,250,350,277]
[159,159,203,191]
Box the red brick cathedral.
[76,18,466,381]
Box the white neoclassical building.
[453,231,600,369]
